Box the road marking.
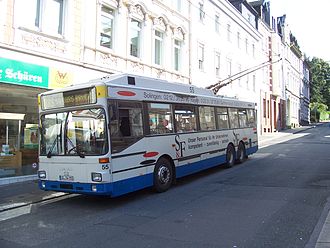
[315,210,330,247]
[0,193,76,222]
[0,205,32,221]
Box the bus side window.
[216,107,229,129]
[228,108,239,129]
[199,106,216,131]
[108,100,144,153]
[148,103,173,135]
[174,105,197,133]
[247,109,256,127]
[238,109,248,128]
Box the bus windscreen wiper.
[66,136,85,158]
[47,135,59,158]
[64,112,85,158]
[47,122,63,158]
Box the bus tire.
[153,157,173,193]
[225,144,235,168]
[236,142,246,164]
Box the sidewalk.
[258,124,317,147]
[0,124,319,215]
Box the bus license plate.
[59,175,74,181]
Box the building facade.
[276,15,302,128]
[300,60,310,125]
[0,0,189,178]
[189,0,263,134]
[0,0,310,179]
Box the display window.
[0,82,46,178]
[0,112,40,178]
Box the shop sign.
[0,57,48,88]
[48,68,73,89]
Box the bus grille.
[60,184,73,190]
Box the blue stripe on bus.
[246,145,258,155]
[176,153,227,178]
[39,145,258,197]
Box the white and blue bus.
[37,73,258,196]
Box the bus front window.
[40,108,108,156]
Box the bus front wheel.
[225,144,235,168]
[153,158,173,193]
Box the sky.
[269,0,330,62]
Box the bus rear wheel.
[153,158,173,193]
[236,142,246,164]
[225,144,235,168]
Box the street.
[1,123,330,248]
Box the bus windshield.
[40,108,108,157]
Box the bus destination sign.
[41,87,96,110]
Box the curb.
[0,175,38,186]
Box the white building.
[83,0,190,83]
[188,0,263,133]
[276,14,302,128]
[300,60,310,125]
[0,0,190,178]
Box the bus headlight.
[91,172,102,182]
[38,171,46,179]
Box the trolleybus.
[37,73,258,196]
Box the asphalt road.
[1,123,330,248]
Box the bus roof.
[40,73,256,108]
[92,73,215,97]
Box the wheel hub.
[158,166,170,184]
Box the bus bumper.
[38,180,113,196]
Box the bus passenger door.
[108,100,147,185]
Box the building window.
[130,19,141,57]
[18,0,64,35]
[238,64,242,86]
[215,52,220,77]
[245,38,249,54]
[215,15,220,33]
[237,32,240,48]
[174,0,181,12]
[198,43,204,71]
[246,75,249,89]
[226,59,232,78]
[267,100,270,118]
[174,39,182,71]
[252,74,256,92]
[199,2,205,22]
[154,30,164,65]
[227,24,231,42]
[100,6,114,49]
[252,43,255,58]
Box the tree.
[310,102,328,122]
[307,57,330,120]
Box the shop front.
[0,57,49,178]
[0,53,108,178]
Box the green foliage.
[307,57,330,115]
[320,111,330,121]
[310,102,329,122]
